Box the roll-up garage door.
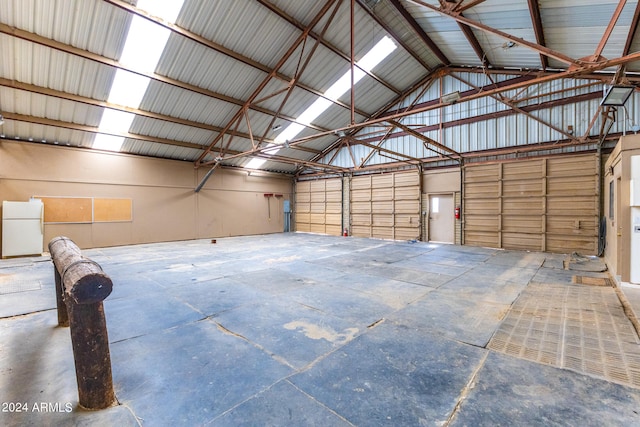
[350,171,420,240]
[294,178,342,236]
[463,153,598,254]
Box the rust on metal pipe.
[48,236,115,410]
[49,236,113,304]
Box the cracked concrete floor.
[1,233,640,426]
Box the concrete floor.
[1,233,640,426]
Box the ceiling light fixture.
[441,91,461,104]
[601,85,635,106]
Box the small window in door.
[609,180,614,220]
[432,197,439,213]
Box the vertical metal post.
[67,300,115,410]
[53,266,69,327]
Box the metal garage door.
[463,154,598,254]
[294,178,342,236]
[350,171,420,240]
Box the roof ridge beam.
[407,0,583,67]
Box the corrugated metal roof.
[1,0,638,174]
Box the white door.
[428,194,454,243]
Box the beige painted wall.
[604,134,640,282]
[0,141,292,254]
[423,167,461,192]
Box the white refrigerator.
[2,199,44,258]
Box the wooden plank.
[371,174,394,188]
[464,215,499,232]
[310,180,325,192]
[547,176,597,196]
[395,214,420,227]
[295,212,310,223]
[546,154,596,177]
[502,159,544,180]
[371,200,393,214]
[395,227,420,240]
[351,225,371,237]
[310,202,325,213]
[350,190,371,202]
[502,197,544,215]
[325,202,342,214]
[502,216,544,233]
[372,226,394,240]
[394,186,420,200]
[351,176,372,190]
[296,202,311,213]
[394,172,420,186]
[310,213,325,224]
[351,201,371,214]
[325,225,342,236]
[372,214,394,227]
[546,196,597,215]
[464,164,500,181]
[94,198,132,222]
[464,231,499,247]
[325,213,342,225]
[326,191,342,202]
[502,180,543,197]
[296,222,311,232]
[464,182,500,197]
[464,199,500,215]
[502,232,543,251]
[310,191,326,202]
[295,192,311,203]
[372,188,393,201]
[310,223,326,234]
[296,181,311,192]
[546,235,596,253]
[395,200,420,214]
[351,214,371,226]
[325,178,342,192]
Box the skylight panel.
[99,109,136,133]
[93,134,125,152]
[137,0,184,22]
[357,36,397,72]
[264,36,397,161]
[119,16,171,74]
[246,157,268,169]
[93,0,185,153]
[108,69,151,108]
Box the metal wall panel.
[350,171,420,240]
[463,153,598,253]
[294,178,342,235]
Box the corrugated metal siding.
[177,0,300,69]
[364,0,445,69]
[139,81,238,127]
[326,71,629,169]
[129,116,216,146]
[1,0,132,60]
[1,34,115,100]
[156,35,267,101]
